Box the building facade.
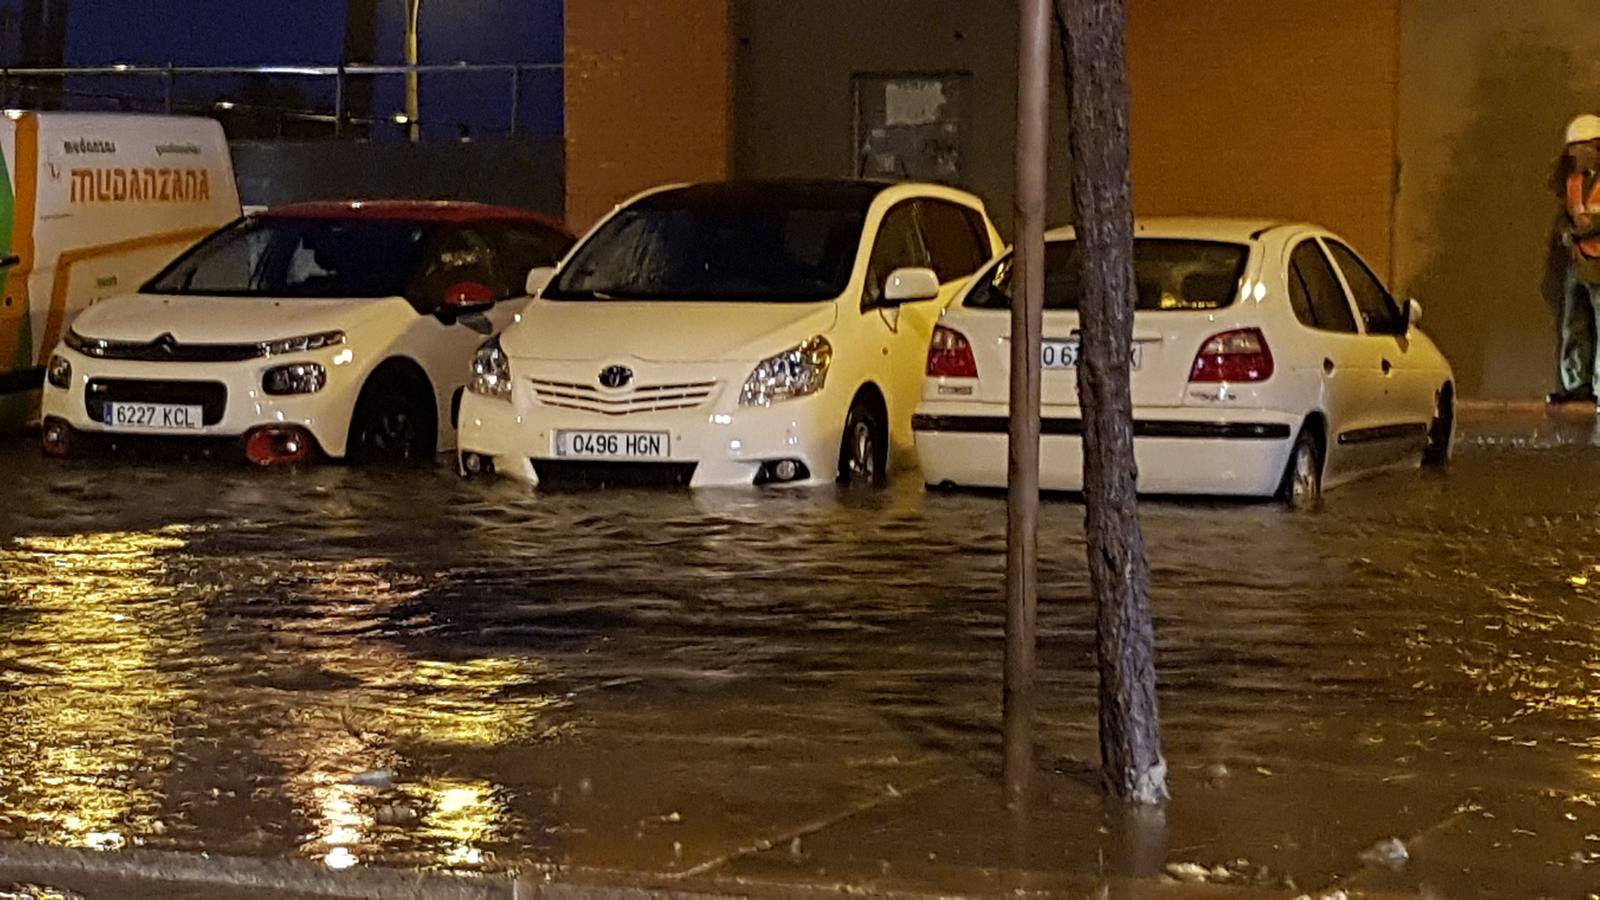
[574,0,1600,402]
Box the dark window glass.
[1326,241,1402,335]
[409,227,498,311]
[146,217,433,299]
[1289,240,1358,333]
[917,200,988,282]
[486,222,574,296]
[864,202,931,307]
[546,184,871,302]
[964,238,1248,312]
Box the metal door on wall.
[852,73,969,184]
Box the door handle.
[1381,359,1393,375]
[1322,357,1335,374]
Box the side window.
[410,227,498,311]
[1325,241,1402,335]
[863,202,930,308]
[489,223,574,296]
[1288,240,1358,334]
[917,200,988,282]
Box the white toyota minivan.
[457,179,1001,488]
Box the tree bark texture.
[1056,0,1168,805]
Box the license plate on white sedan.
[555,430,669,460]
[1041,339,1143,370]
[103,401,204,431]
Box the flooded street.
[3,410,1600,897]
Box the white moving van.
[0,112,241,427]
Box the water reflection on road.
[1,413,1599,895]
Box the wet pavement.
[1,406,1600,897]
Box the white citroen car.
[914,219,1455,504]
[457,179,1001,488]
[40,201,573,464]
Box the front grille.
[69,332,264,363]
[85,378,228,426]
[532,460,697,489]
[528,378,717,416]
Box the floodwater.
[1,410,1599,898]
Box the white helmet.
[1567,113,1600,145]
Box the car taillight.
[1188,328,1274,383]
[927,325,978,378]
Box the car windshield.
[545,186,873,302]
[145,216,434,298]
[964,238,1249,311]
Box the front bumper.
[913,401,1300,497]
[457,360,844,488]
[39,345,359,458]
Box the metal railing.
[0,62,563,140]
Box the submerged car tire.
[347,369,437,465]
[1422,386,1454,468]
[837,393,888,487]
[1278,428,1322,510]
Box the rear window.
[963,238,1248,311]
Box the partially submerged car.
[457,179,1001,488]
[914,219,1455,504]
[40,200,573,464]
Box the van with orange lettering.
[0,112,241,427]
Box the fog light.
[244,426,311,466]
[755,458,810,485]
[460,452,494,477]
[45,354,71,388]
[40,418,70,457]
[263,363,327,395]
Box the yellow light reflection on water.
[0,527,198,849]
[247,558,558,870]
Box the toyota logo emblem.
[598,365,633,389]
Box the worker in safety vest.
[1555,114,1600,403]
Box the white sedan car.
[914,219,1455,504]
[458,179,1002,488]
[40,201,573,464]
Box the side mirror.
[442,281,497,316]
[882,267,941,305]
[525,266,556,297]
[1404,298,1423,330]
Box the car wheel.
[837,394,887,487]
[1422,386,1453,467]
[1278,428,1322,510]
[348,373,437,465]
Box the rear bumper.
[913,404,1299,497]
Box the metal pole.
[334,64,345,138]
[1004,0,1050,810]
[404,0,421,142]
[508,67,522,138]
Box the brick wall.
[1127,0,1400,280]
[564,0,733,231]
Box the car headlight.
[46,354,71,388]
[263,362,327,395]
[739,336,832,407]
[469,335,512,401]
[259,330,345,357]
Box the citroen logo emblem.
[598,365,633,389]
[154,332,177,354]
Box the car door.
[1323,239,1430,466]
[405,225,509,417]
[861,200,938,446]
[1283,237,1386,483]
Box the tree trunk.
[1055,0,1167,805]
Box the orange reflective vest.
[1567,170,1600,260]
